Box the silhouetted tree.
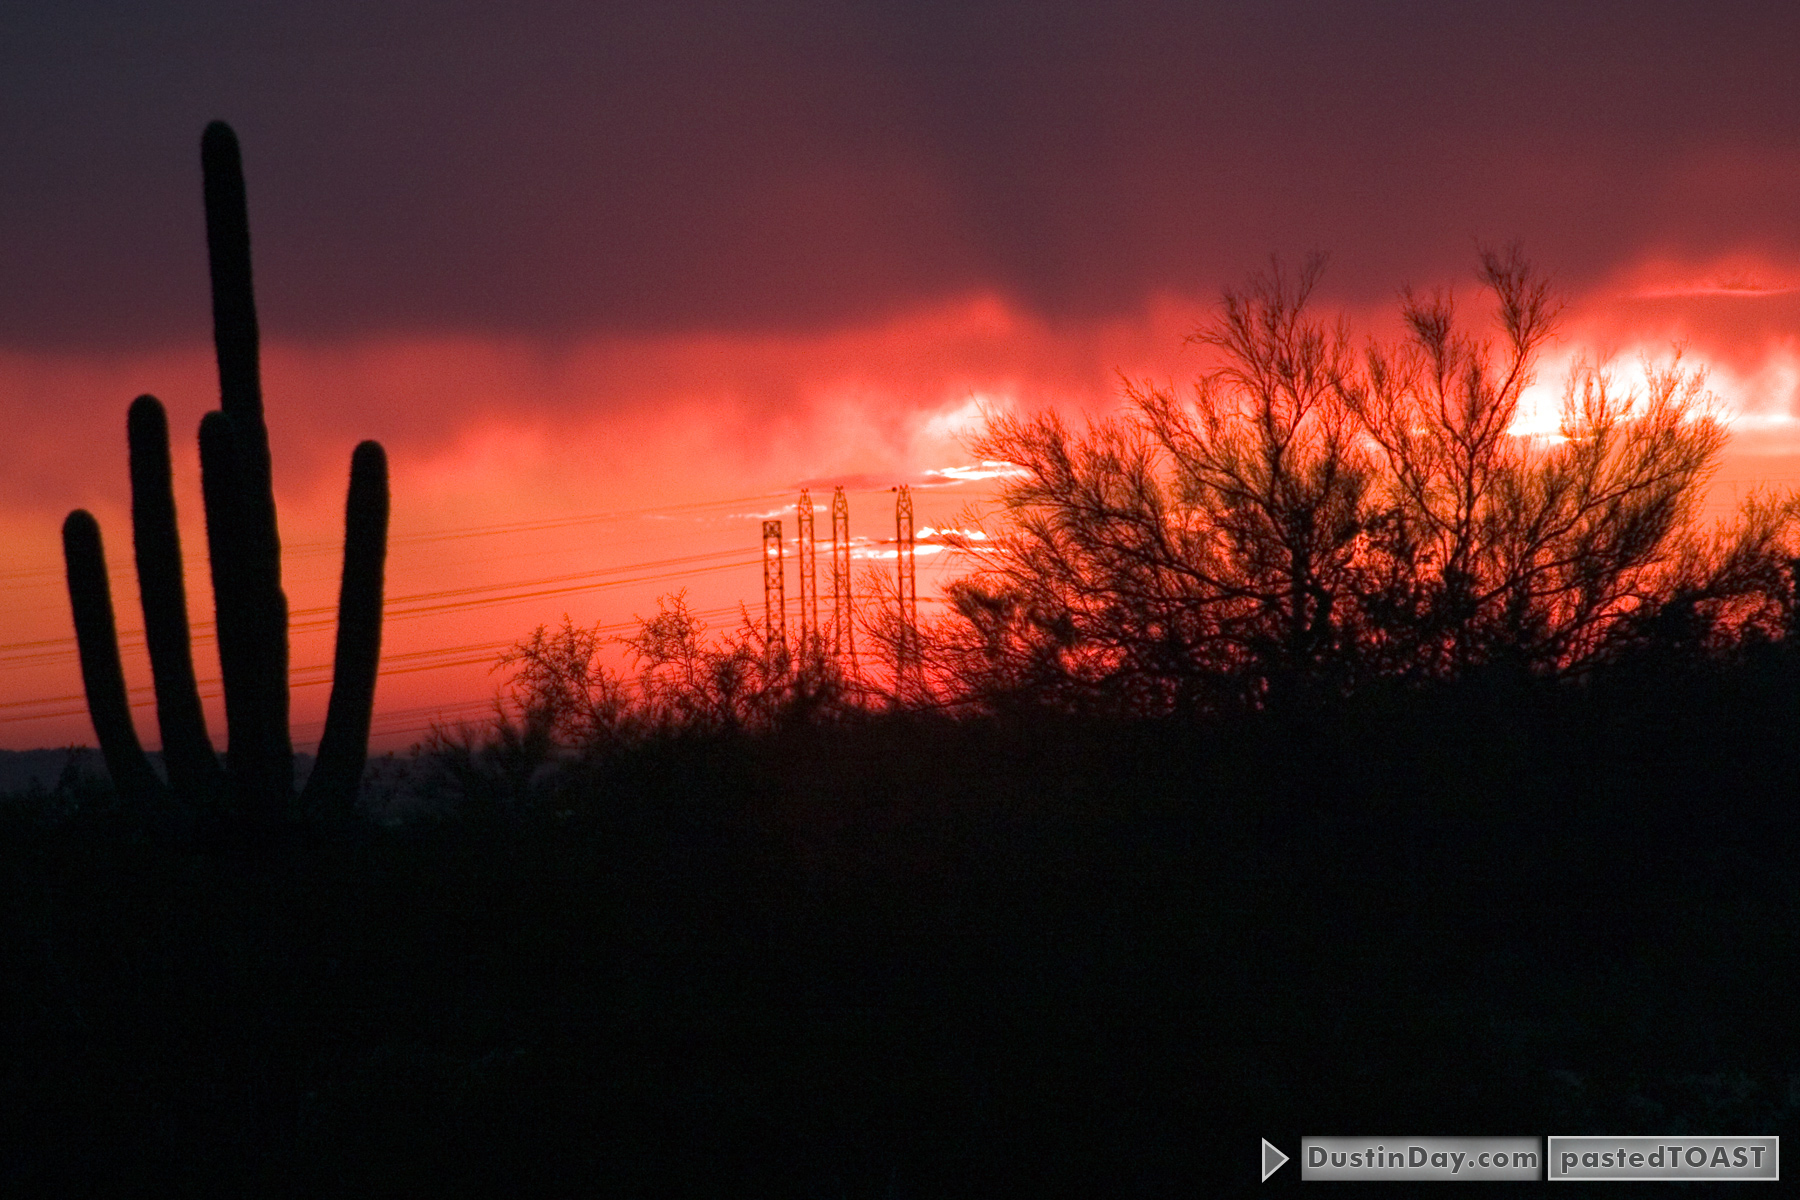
[476,593,857,760]
[623,592,751,732]
[936,250,1799,715]
[494,614,635,748]
[854,563,943,710]
[622,592,852,732]
[936,256,1373,714]
[1335,246,1776,678]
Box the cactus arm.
[62,510,164,803]
[128,395,223,800]
[302,441,389,812]
[197,412,251,791]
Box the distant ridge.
[0,748,317,795]
[0,748,105,794]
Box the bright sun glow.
[1502,348,1793,442]
[1508,381,1567,441]
[921,461,1029,483]
[921,396,998,443]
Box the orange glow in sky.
[11,5,1800,755]
[5,264,1800,751]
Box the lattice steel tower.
[761,519,785,650]
[796,490,818,652]
[830,486,854,668]
[895,485,918,674]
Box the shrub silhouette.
[929,250,1799,716]
[61,122,389,818]
[484,595,857,751]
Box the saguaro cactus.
[61,121,389,818]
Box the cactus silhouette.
[62,511,165,804]
[303,439,389,809]
[61,121,389,818]
[129,394,224,800]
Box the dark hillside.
[3,655,1797,1194]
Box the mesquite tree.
[936,251,1799,716]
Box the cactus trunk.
[62,511,164,803]
[198,411,277,810]
[128,395,223,800]
[201,121,292,813]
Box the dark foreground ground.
[3,662,1797,1195]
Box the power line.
[0,547,761,669]
[0,480,974,734]
[0,489,795,590]
[0,603,749,728]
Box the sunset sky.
[6,2,1800,750]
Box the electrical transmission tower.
[830,486,854,670]
[762,519,785,651]
[796,490,818,654]
[894,485,918,681]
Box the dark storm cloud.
[4,0,1800,350]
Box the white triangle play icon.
[1262,1138,1289,1181]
